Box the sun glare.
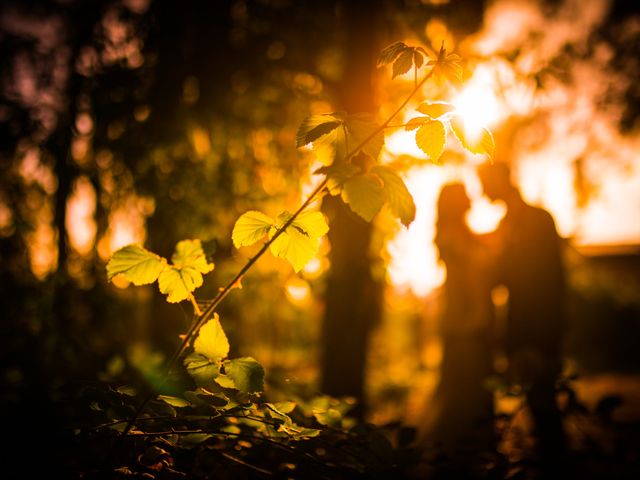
[385,163,504,297]
[384,127,427,159]
[451,66,502,140]
[386,166,446,297]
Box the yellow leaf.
[232,211,274,247]
[405,116,430,131]
[154,239,214,303]
[341,173,385,222]
[269,224,318,273]
[292,211,329,238]
[450,115,495,157]
[372,166,416,227]
[415,120,446,162]
[296,114,343,148]
[106,244,167,285]
[267,210,328,272]
[193,314,229,362]
[171,239,214,274]
[297,113,348,164]
[158,267,200,303]
[416,101,456,119]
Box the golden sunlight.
[386,166,446,297]
[285,276,311,306]
[384,6,640,298]
[97,196,151,262]
[66,176,97,256]
[450,62,512,139]
[384,128,426,159]
[385,163,505,297]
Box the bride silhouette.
[421,182,495,453]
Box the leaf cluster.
[232,210,329,272]
[97,40,498,479]
[407,101,495,162]
[107,239,214,304]
[296,112,416,227]
[377,42,429,79]
[70,374,419,479]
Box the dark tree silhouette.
[320,0,384,420]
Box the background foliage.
[2,0,640,478]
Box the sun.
[451,65,503,141]
[453,86,499,138]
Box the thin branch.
[189,294,202,316]
[220,451,274,476]
[118,64,436,439]
[123,429,326,465]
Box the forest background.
[1,0,640,477]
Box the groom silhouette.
[477,161,567,464]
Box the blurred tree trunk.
[320,0,383,420]
[49,2,104,339]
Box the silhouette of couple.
[424,161,567,465]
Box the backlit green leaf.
[268,211,328,272]
[372,166,416,227]
[171,239,214,274]
[194,314,230,362]
[214,374,236,389]
[296,114,343,148]
[222,357,265,393]
[156,239,214,303]
[106,244,166,285]
[269,227,316,272]
[293,210,330,238]
[415,120,446,162]
[232,210,274,247]
[184,353,220,388]
[272,401,296,414]
[312,407,343,427]
[158,266,199,303]
[345,113,384,161]
[450,115,495,157]
[297,113,348,165]
[341,173,385,222]
[158,395,191,408]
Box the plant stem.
[189,294,202,316]
[118,65,435,438]
[220,452,274,476]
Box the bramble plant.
[96,41,494,475]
